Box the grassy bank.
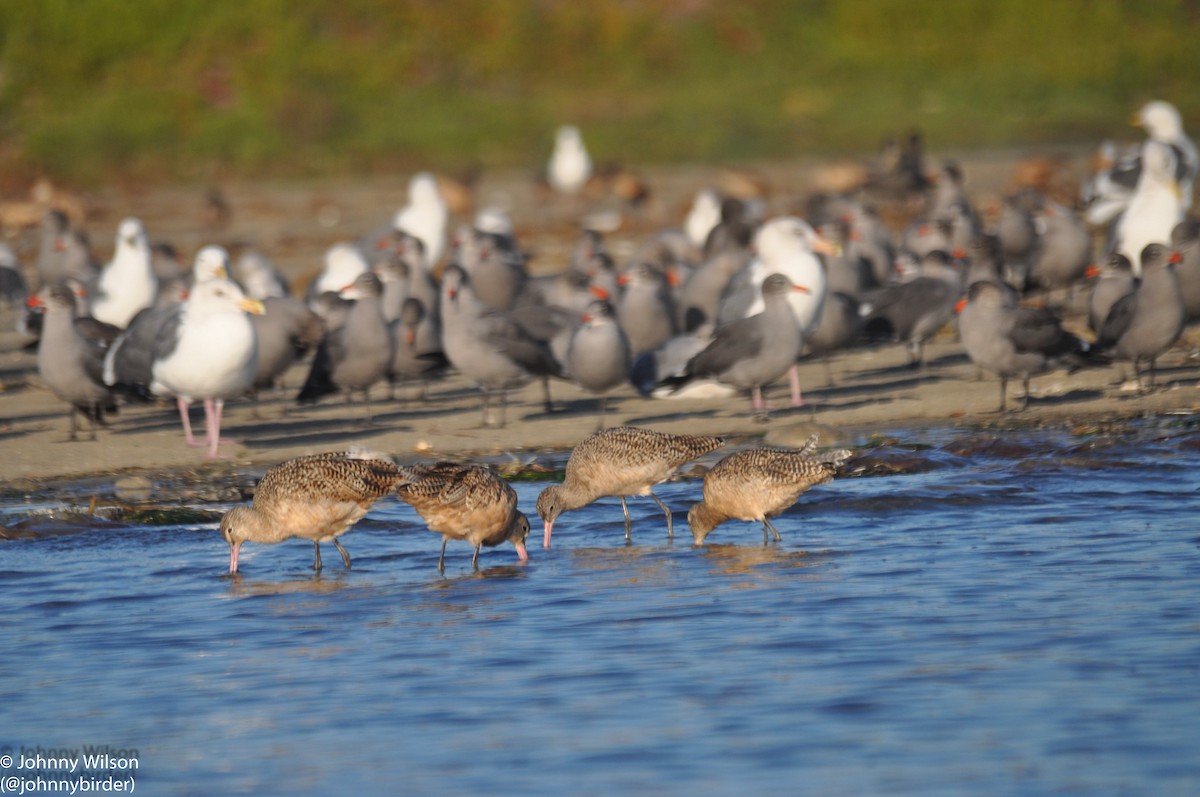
[1,0,1198,186]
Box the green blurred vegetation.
[1,0,1198,186]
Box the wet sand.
[2,153,1199,495]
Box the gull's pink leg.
[789,364,804,407]
[178,397,204,447]
[204,398,223,458]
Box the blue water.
[2,425,1199,796]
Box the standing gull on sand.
[1096,242,1186,392]
[395,462,531,572]
[957,280,1096,413]
[688,436,852,545]
[220,449,404,573]
[34,283,118,440]
[537,426,724,547]
[104,272,264,458]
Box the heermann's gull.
[104,274,264,457]
[220,449,404,573]
[718,217,834,405]
[687,435,852,545]
[35,209,97,290]
[675,249,748,332]
[453,226,529,312]
[804,291,863,386]
[1028,199,1092,297]
[565,298,631,428]
[994,187,1042,287]
[296,272,393,421]
[844,202,897,288]
[249,296,324,397]
[34,283,118,440]
[1087,253,1136,336]
[547,125,592,195]
[675,273,810,413]
[1097,243,1186,391]
[439,264,564,427]
[860,249,962,367]
[957,280,1096,412]
[395,462,530,572]
[1113,140,1185,272]
[616,262,678,357]
[89,217,158,329]
[536,425,725,548]
[388,296,448,399]
[1169,219,1200,320]
[394,172,449,267]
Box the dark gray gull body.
[388,296,448,398]
[565,299,631,427]
[958,280,1094,412]
[35,209,97,291]
[1087,254,1136,336]
[675,249,747,332]
[440,264,564,427]
[1097,243,1186,391]
[35,283,118,440]
[616,262,678,357]
[104,277,264,457]
[297,272,393,421]
[453,226,529,313]
[250,296,324,395]
[672,273,809,413]
[1169,219,1200,320]
[860,250,962,366]
[1028,199,1092,295]
[804,291,863,385]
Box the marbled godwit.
[687,436,851,545]
[220,449,404,573]
[395,462,530,571]
[537,426,725,548]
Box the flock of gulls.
[4,99,1200,569]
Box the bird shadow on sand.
[235,416,417,449]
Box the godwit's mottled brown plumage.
[395,462,530,571]
[220,449,404,573]
[536,425,725,547]
[687,435,851,545]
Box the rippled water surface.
[3,425,1200,796]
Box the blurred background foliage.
[1,0,1198,186]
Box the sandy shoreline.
[2,153,1199,499]
[4,310,1198,499]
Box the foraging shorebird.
[220,449,404,573]
[687,436,851,545]
[395,462,530,572]
[536,426,724,547]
